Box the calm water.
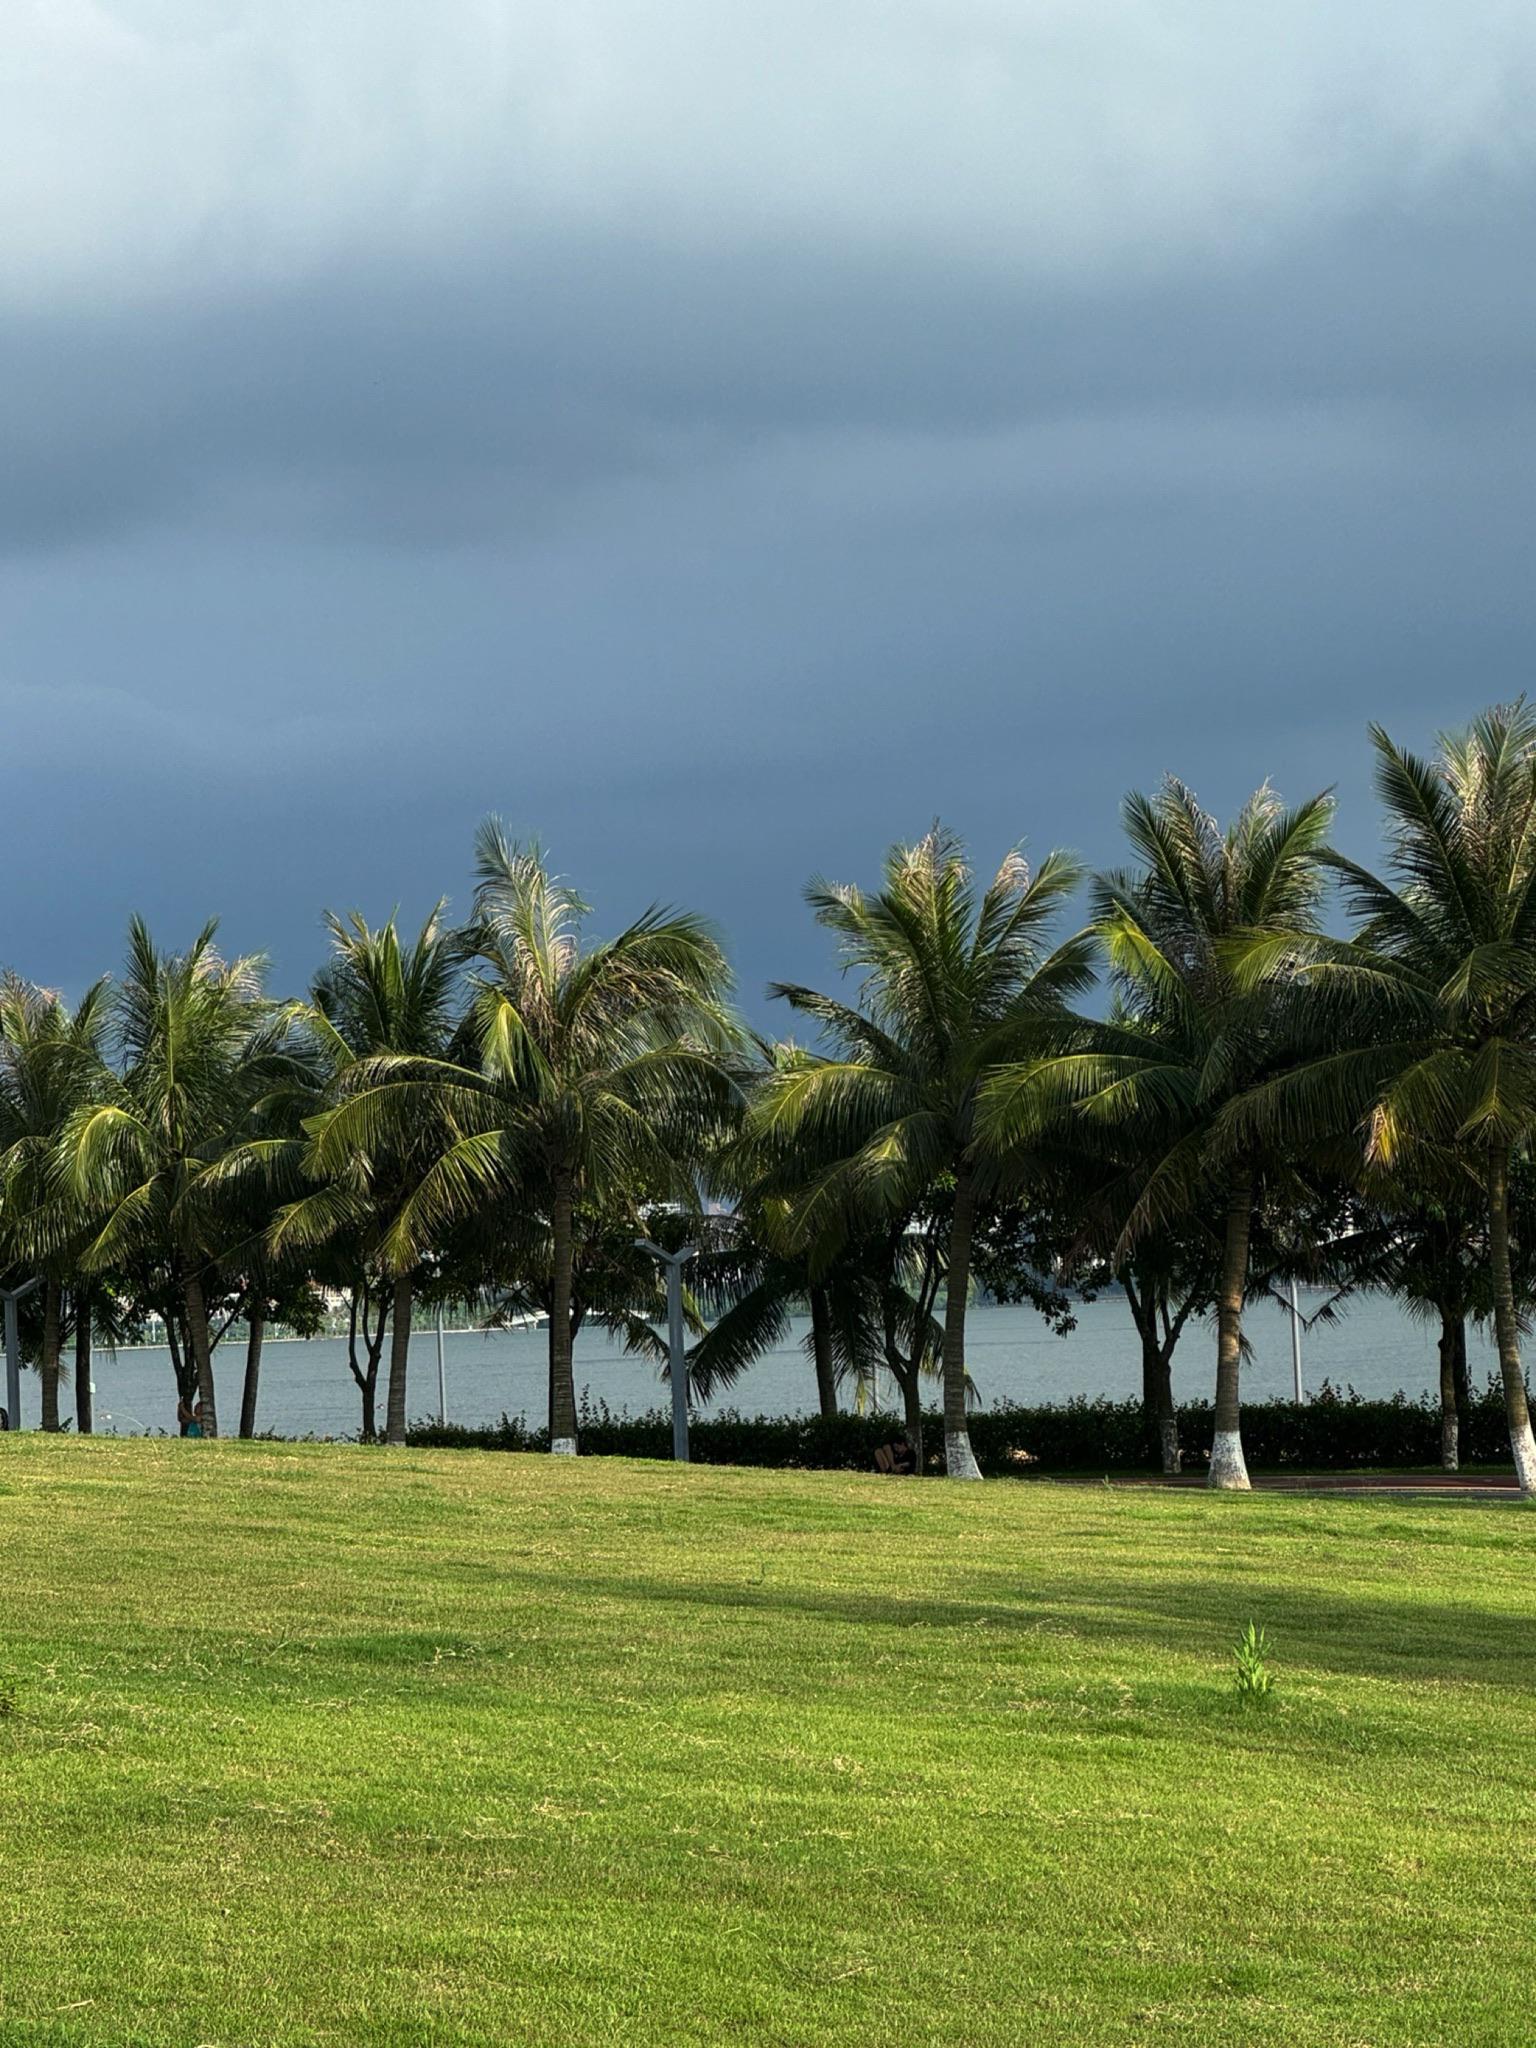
[28,1289,1495,1438]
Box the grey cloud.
[0,6,1533,1024]
[4,184,1536,561]
[9,3,1536,307]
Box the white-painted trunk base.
[945,1429,983,1480]
[1160,1418,1182,1476]
[1511,1418,1536,1497]
[550,1436,577,1458]
[1441,1413,1459,1474]
[1207,1428,1251,1491]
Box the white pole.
[1289,1278,1304,1403]
[435,1302,447,1426]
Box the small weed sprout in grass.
[1232,1621,1275,1705]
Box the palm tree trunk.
[1486,1147,1536,1495]
[1209,1169,1253,1490]
[183,1268,219,1437]
[941,1172,981,1479]
[548,1173,578,1455]
[385,1275,412,1445]
[1437,1304,1460,1474]
[239,1309,265,1440]
[899,1368,925,1472]
[40,1279,62,1433]
[74,1297,92,1436]
[809,1286,838,1419]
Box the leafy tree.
[756,826,1091,1478]
[1351,1172,1483,1472]
[1055,1207,1212,1476]
[232,1258,328,1441]
[967,1184,1085,1341]
[1247,1162,1509,1475]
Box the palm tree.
[981,780,1335,1487]
[310,829,742,1455]
[268,907,466,1444]
[1231,706,1536,1494]
[686,1197,884,1420]
[0,975,112,1430]
[694,1045,889,1421]
[754,826,1091,1479]
[58,920,296,1438]
[687,1215,847,1419]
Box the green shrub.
[405,1379,1519,1472]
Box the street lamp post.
[635,1240,697,1462]
[435,1301,448,1428]
[0,1278,41,1433]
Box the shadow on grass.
[496,1560,1536,1695]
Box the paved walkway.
[1050,1470,1523,1499]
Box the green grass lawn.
[1,1440,1534,2046]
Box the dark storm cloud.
[2,5,1535,1018]
[5,187,1535,555]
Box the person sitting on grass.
[873,1435,916,1475]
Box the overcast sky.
[5,3,1535,1019]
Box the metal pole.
[636,1240,697,1462]
[667,1258,688,1463]
[3,1295,17,1434]
[435,1301,448,1427]
[1289,1278,1304,1403]
[0,1279,40,1433]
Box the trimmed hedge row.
[406,1381,1519,1473]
